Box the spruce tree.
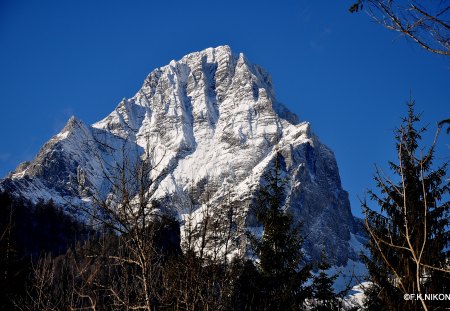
[361,283,387,311]
[250,151,311,310]
[361,101,450,310]
[310,257,340,311]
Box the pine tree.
[230,259,263,311]
[361,283,387,311]
[361,101,450,311]
[250,151,311,310]
[310,257,340,311]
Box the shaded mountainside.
[1,45,366,271]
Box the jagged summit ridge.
[1,46,365,273]
[94,45,298,139]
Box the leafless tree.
[0,203,14,284]
[160,179,243,310]
[77,140,172,310]
[350,0,450,56]
[20,121,248,310]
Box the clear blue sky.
[1,0,449,218]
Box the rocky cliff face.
[1,46,366,269]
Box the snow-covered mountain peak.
[60,115,85,134]
[1,46,366,274]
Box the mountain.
[0,45,366,274]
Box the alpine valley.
[0,46,367,285]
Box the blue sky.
[1,0,449,217]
